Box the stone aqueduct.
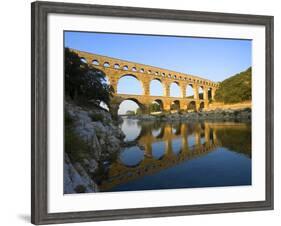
[72,49,219,116]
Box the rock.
[64,101,127,193]
[88,159,98,173]
[65,101,125,158]
[123,108,251,122]
[64,154,99,193]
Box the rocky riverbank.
[126,108,251,122]
[64,101,125,194]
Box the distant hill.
[214,67,252,104]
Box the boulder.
[64,154,99,193]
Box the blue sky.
[65,31,251,114]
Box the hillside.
[214,67,252,104]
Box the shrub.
[215,67,252,104]
[89,112,104,122]
[65,126,92,162]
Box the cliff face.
[64,101,125,194]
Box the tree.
[149,103,161,112]
[136,108,142,115]
[126,110,135,115]
[65,48,113,106]
[214,67,252,104]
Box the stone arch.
[187,101,196,112]
[152,99,164,112]
[117,74,143,95]
[80,57,87,63]
[103,62,110,67]
[150,79,164,96]
[199,101,204,111]
[127,98,145,110]
[92,59,99,65]
[114,63,120,69]
[186,84,194,98]
[116,98,147,121]
[132,67,137,72]
[198,86,204,100]
[170,82,181,97]
[208,87,212,100]
[123,65,129,70]
[171,100,180,111]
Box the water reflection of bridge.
[99,122,249,191]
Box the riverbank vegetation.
[64,48,117,161]
[65,111,93,163]
[65,47,113,107]
[64,48,126,193]
[214,67,252,104]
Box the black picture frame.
[31,1,274,225]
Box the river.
[95,118,251,192]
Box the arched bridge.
[71,49,219,117]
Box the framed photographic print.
[31,1,274,225]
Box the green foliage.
[149,103,161,113]
[65,47,113,106]
[126,110,135,115]
[89,112,104,122]
[215,67,252,104]
[136,108,142,115]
